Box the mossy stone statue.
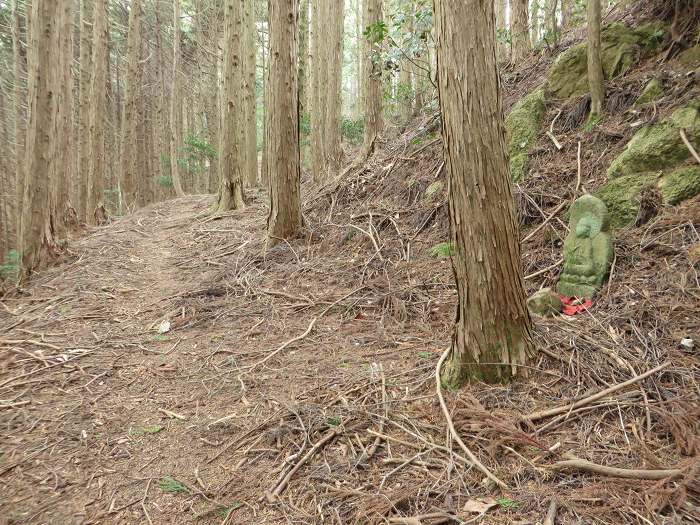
[556,195,614,299]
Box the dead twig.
[522,362,670,423]
[680,128,700,165]
[243,317,317,373]
[265,426,343,501]
[435,347,507,489]
[551,453,683,480]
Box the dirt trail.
[0,197,255,523]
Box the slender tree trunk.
[260,6,269,188]
[78,0,93,222]
[87,0,108,224]
[545,0,558,42]
[354,0,362,120]
[510,0,530,62]
[214,0,246,212]
[120,0,143,210]
[434,0,534,385]
[266,0,302,246]
[530,0,540,46]
[310,0,327,182]
[359,0,383,161]
[561,0,573,29]
[170,0,186,197]
[154,0,170,200]
[56,0,74,232]
[587,0,604,117]
[20,0,67,278]
[298,0,309,115]
[243,0,258,187]
[325,0,345,172]
[12,0,26,241]
[495,0,507,59]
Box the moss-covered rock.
[547,22,666,99]
[678,45,700,67]
[607,104,700,179]
[659,165,700,205]
[596,166,700,228]
[505,88,546,181]
[634,78,664,106]
[595,173,656,229]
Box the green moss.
[505,88,546,181]
[659,165,700,205]
[678,45,700,67]
[596,165,700,228]
[634,78,664,106]
[607,105,700,179]
[424,181,443,198]
[595,172,656,228]
[547,22,666,99]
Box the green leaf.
[429,242,455,258]
[159,476,188,494]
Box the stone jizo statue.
[556,194,614,299]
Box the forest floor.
[0,153,698,525]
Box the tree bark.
[12,0,26,240]
[325,0,345,172]
[545,0,558,43]
[170,0,186,197]
[243,0,258,187]
[510,0,530,62]
[87,0,108,224]
[214,0,246,212]
[78,0,93,222]
[266,0,302,246]
[309,0,327,182]
[434,0,534,385]
[587,0,604,117]
[495,0,508,60]
[19,0,67,278]
[359,0,383,162]
[120,0,143,211]
[530,0,540,46]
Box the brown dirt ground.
[2,7,700,524]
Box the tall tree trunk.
[298,0,309,115]
[78,0,93,222]
[495,0,507,59]
[359,0,383,161]
[434,0,534,385]
[260,4,270,188]
[12,0,26,242]
[214,0,246,212]
[87,0,108,224]
[154,0,171,200]
[266,0,302,246]
[170,0,186,197]
[587,0,604,117]
[510,0,530,62]
[120,0,143,211]
[325,0,345,172]
[243,0,258,187]
[55,0,74,233]
[310,0,327,182]
[561,0,573,29]
[354,0,362,120]
[530,0,540,46]
[20,0,67,278]
[545,0,558,42]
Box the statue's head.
[575,216,595,238]
[568,194,610,237]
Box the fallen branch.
[436,347,507,489]
[522,202,567,243]
[543,499,558,525]
[243,317,317,373]
[680,128,700,165]
[265,426,342,502]
[551,453,682,480]
[522,362,669,422]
